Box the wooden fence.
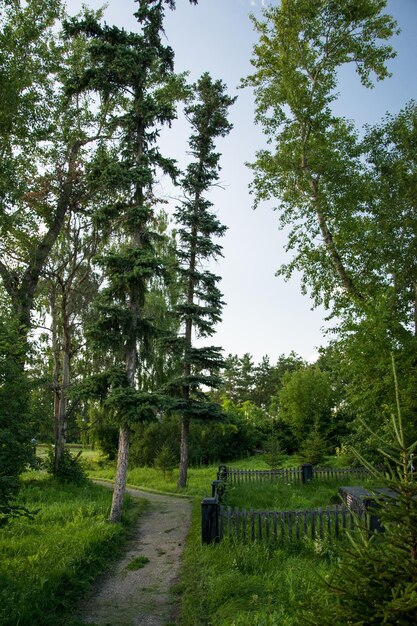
[222,465,371,485]
[201,464,379,544]
[219,503,364,543]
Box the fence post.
[302,463,314,484]
[202,497,220,544]
[211,479,225,502]
[217,465,227,481]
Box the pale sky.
[66,0,417,363]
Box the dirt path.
[76,481,193,626]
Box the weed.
[125,556,150,571]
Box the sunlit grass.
[0,473,144,626]
[86,453,363,499]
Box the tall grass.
[177,463,382,625]
[178,501,335,626]
[0,474,144,626]
[223,475,382,511]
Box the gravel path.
[76,481,193,626]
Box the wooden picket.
[219,503,362,543]
[224,465,371,485]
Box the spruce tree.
[171,73,235,488]
[65,0,196,521]
[308,358,417,625]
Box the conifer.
[170,73,235,487]
[309,357,417,624]
[65,0,196,521]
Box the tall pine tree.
[65,0,196,521]
[171,73,235,487]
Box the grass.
[178,500,335,625]
[24,448,377,624]
[35,445,356,497]
[125,556,150,571]
[0,473,145,626]
[88,463,222,497]
[176,458,382,625]
[223,475,383,511]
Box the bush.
[129,413,260,468]
[300,427,327,465]
[308,363,417,624]
[0,319,33,525]
[154,444,177,478]
[264,434,282,469]
[44,448,86,484]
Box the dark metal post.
[302,463,314,484]
[217,465,227,481]
[202,497,219,544]
[211,479,224,502]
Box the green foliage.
[217,351,305,408]
[65,1,186,434]
[170,73,235,486]
[178,500,334,625]
[44,448,86,485]
[128,411,259,469]
[87,404,119,460]
[0,318,33,525]
[264,434,282,469]
[0,476,142,626]
[154,443,176,478]
[125,555,149,571]
[308,360,417,625]
[277,365,333,448]
[299,427,327,466]
[243,0,399,312]
[224,475,381,512]
[243,0,417,464]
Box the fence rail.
[202,464,379,544]
[223,465,371,485]
[219,503,363,543]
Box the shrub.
[154,444,177,478]
[264,434,282,469]
[300,427,327,465]
[308,360,417,624]
[44,448,86,484]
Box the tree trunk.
[109,425,131,523]
[299,150,363,304]
[50,287,61,454]
[178,416,190,488]
[0,140,81,370]
[109,106,143,522]
[414,283,417,337]
[109,300,137,522]
[54,291,70,473]
[315,204,361,300]
[177,199,199,489]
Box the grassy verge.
[223,475,383,511]
[178,500,335,625]
[0,473,145,626]
[88,463,221,497]
[86,454,366,499]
